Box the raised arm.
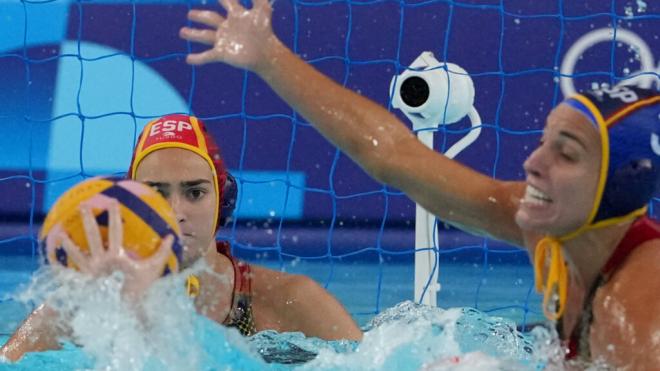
[180,0,526,245]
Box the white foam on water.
[15,261,265,370]
[294,302,550,371]
[12,268,624,370]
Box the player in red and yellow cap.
[128,114,362,339]
[1,114,361,362]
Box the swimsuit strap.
[563,275,603,360]
[216,241,257,336]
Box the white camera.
[390,52,475,130]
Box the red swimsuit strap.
[216,241,253,301]
[601,216,660,277]
[566,215,660,359]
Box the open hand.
[179,0,277,71]
[47,200,175,301]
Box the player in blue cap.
[179,0,660,367]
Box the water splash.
[624,6,634,18]
[290,301,553,370]
[636,0,647,13]
[12,262,266,370]
[9,272,568,370]
[624,0,648,18]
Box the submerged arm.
[1,304,65,362]
[180,0,526,245]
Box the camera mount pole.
[412,108,482,307]
[390,52,480,307]
[413,128,441,307]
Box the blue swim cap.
[564,85,660,226]
[533,86,658,321]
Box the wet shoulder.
[194,250,235,324]
[605,238,660,290]
[590,239,660,363]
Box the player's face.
[515,104,602,236]
[135,148,217,267]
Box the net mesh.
[0,0,658,327]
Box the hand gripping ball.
[40,177,183,275]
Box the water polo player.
[1,114,361,362]
[128,114,361,340]
[179,0,659,367]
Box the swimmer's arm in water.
[590,239,660,369]
[1,203,175,362]
[0,304,66,362]
[250,266,363,341]
[180,0,527,246]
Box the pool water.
[0,304,555,370]
[0,255,559,370]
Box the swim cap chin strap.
[533,90,655,321]
[533,207,647,321]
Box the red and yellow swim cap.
[128,114,228,231]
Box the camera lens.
[400,76,429,107]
